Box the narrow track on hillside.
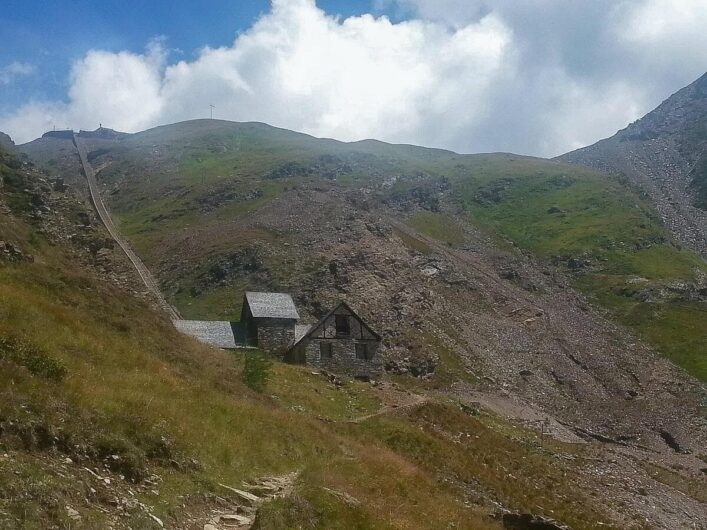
[348,393,430,423]
[73,134,181,320]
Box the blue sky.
[1,1,705,155]
[0,1,388,112]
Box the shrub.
[242,350,272,392]
[0,335,67,381]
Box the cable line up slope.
[73,134,181,320]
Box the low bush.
[0,335,67,381]
[242,350,272,392]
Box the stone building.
[285,302,382,380]
[175,292,382,379]
[241,292,300,357]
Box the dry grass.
[0,212,503,528]
[0,142,623,528]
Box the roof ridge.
[288,301,381,351]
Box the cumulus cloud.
[0,62,36,85]
[1,0,705,156]
[0,43,165,141]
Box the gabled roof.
[244,292,300,319]
[291,301,381,348]
[294,324,312,343]
[174,320,237,349]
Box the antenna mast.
[209,105,215,120]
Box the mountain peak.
[0,131,15,150]
[559,71,707,256]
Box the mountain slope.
[0,133,671,530]
[2,136,514,529]
[27,119,706,382]
[15,121,707,528]
[560,72,707,256]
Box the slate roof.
[174,320,237,349]
[245,292,300,319]
[293,324,312,345]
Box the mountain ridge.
[6,73,707,527]
[560,71,707,257]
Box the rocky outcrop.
[0,240,32,262]
[0,132,14,150]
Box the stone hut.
[286,302,383,380]
[241,292,300,356]
[175,293,383,379]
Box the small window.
[355,343,370,360]
[335,315,350,336]
[320,342,333,359]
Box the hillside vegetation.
[45,120,707,382]
[1,141,648,530]
[560,72,707,257]
[452,157,707,380]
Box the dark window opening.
[355,342,372,360]
[320,342,333,359]
[335,315,350,336]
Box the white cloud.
[159,1,513,151]
[66,45,165,131]
[0,62,36,85]
[0,0,705,155]
[612,0,707,76]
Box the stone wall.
[285,303,383,378]
[255,318,296,358]
[300,338,383,379]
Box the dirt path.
[73,135,180,320]
[458,389,586,444]
[349,386,430,423]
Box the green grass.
[172,282,245,320]
[578,276,707,380]
[600,246,705,279]
[451,162,707,381]
[392,227,433,255]
[263,360,381,421]
[406,212,465,247]
[456,168,662,256]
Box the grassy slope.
[0,145,629,529]
[450,157,707,381]
[0,221,619,530]
[80,121,707,381]
[0,228,483,527]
